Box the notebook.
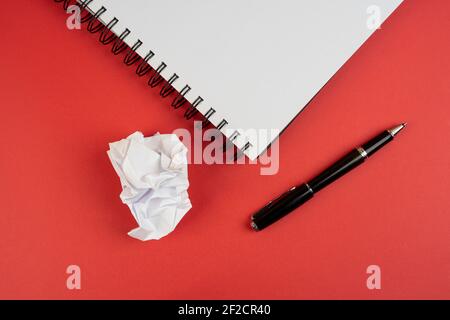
[72,0,403,160]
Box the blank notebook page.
[83,0,403,159]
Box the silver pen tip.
[388,123,407,137]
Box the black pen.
[251,123,407,231]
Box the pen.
[251,123,407,231]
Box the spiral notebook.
[65,0,403,160]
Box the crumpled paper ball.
[107,132,192,241]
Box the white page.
[83,0,403,160]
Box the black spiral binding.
[54,0,253,157]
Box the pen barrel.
[252,184,314,230]
[361,130,393,156]
[308,149,365,193]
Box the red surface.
[0,0,449,299]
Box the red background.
[0,0,449,299]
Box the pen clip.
[265,186,296,209]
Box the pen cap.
[252,184,314,230]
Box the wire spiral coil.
[54,0,253,155]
